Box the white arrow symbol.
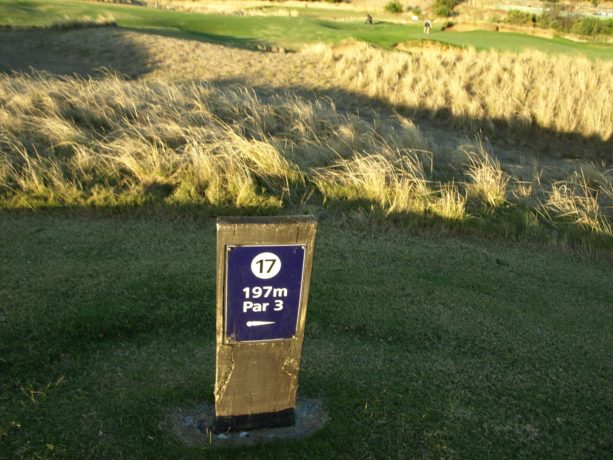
[246,321,276,327]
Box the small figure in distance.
[423,18,432,34]
[365,14,373,25]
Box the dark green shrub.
[537,12,558,30]
[539,4,575,32]
[571,17,613,36]
[529,7,613,36]
[435,6,452,17]
[504,10,533,25]
[384,0,403,14]
[434,0,457,17]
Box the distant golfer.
[423,19,432,34]
[365,14,373,25]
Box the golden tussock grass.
[0,73,421,209]
[313,151,435,215]
[306,42,613,142]
[465,146,509,208]
[0,71,611,239]
[542,172,612,235]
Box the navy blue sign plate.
[225,245,305,342]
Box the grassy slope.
[1,211,611,458]
[0,0,612,58]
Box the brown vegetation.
[0,28,611,242]
[0,70,610,238]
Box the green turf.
[1,210,612,458]
[0,0,612,59]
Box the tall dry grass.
[306,42,613,142]
[313,152,433,215]
[0,71,611,240]
[0,72,425,209]
[542,172,612,235]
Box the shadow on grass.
[0,26,153,79]
[0,25,277,79]
[2,182,612,254]
[121,26,271,50]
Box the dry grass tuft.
[466,146,509,208]
[430,182,466,220]
[543,172,612,235]
[313,152,432,215]
[175,139,283,208]
[1,15,117,31]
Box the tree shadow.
[120,26,269,51]
[0,25,281,80]
[0,26,154,79]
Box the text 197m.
[242,286,288,299]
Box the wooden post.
[214,216,317,432]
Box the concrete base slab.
[171,398,327,447]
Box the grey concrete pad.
[171,398,328,447]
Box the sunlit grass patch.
[430,182,466,220]
[466,147,509,209]
[542,172,612,236]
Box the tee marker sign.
[214,216,317,432]
[225,245,305,342]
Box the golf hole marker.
[250,251,282,279]
[225,244,305,343]
[215,216,317,432]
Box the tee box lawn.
[0,210,611,458]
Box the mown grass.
[0,211,611,458]
[1,0,612,58]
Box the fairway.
[0,211,611,457]
[1,0,612,59]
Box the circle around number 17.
[250,252,282,279]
